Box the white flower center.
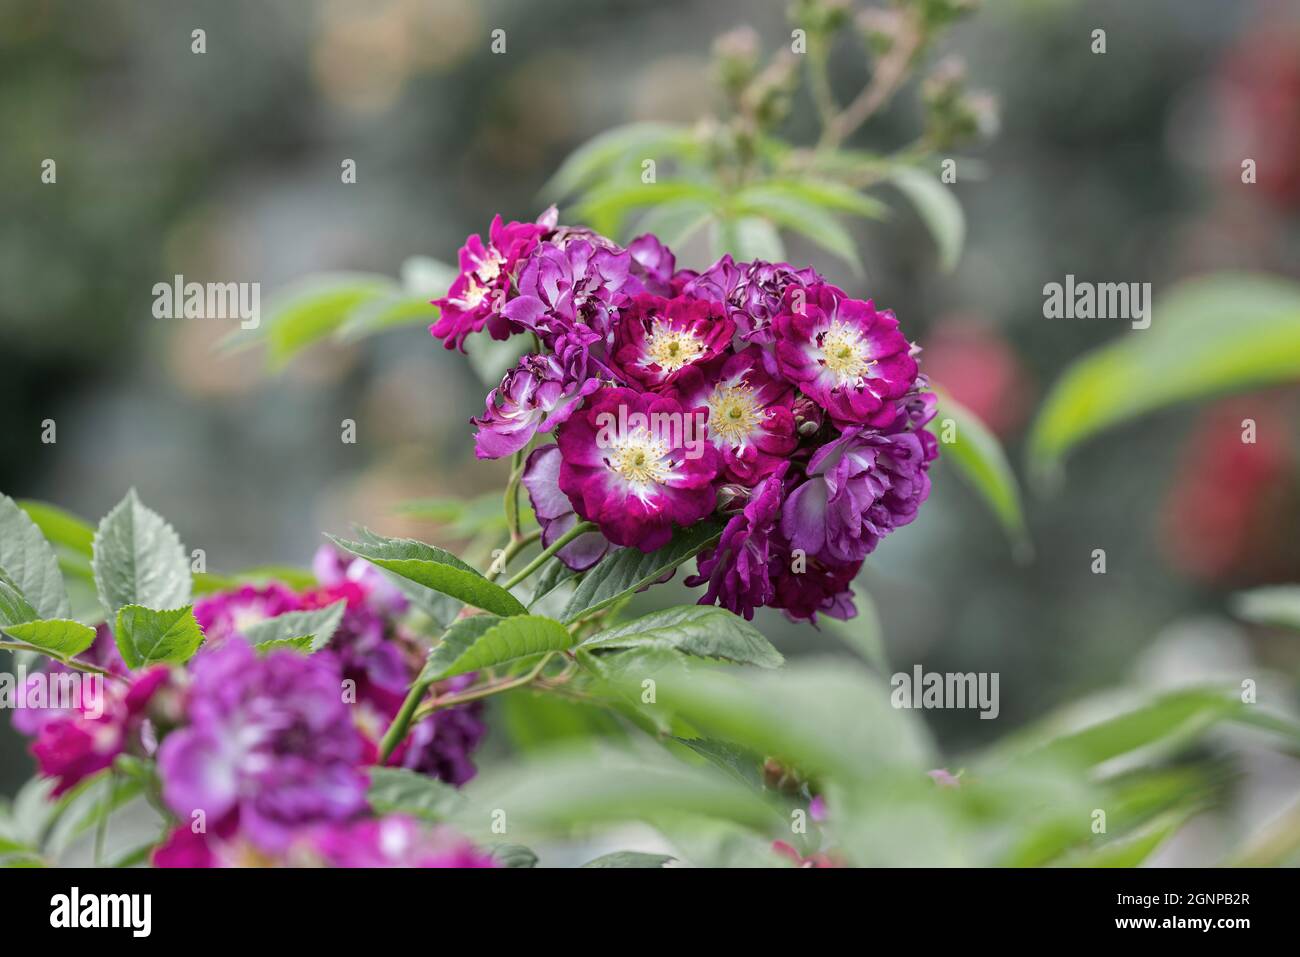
[475,248,506,285]
[644,320,705,373]
[452,277,489,311]
[818,320,874,386]
[706,382,762,447]
[606,430,673,488]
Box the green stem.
[412,652,555,722]
[502,521,598,590]
[504,449,525,540]
[485,527,541,581]
[379,677,431,763]
[0,641,128,684]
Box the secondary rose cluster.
[434,209,939,622]
[13,548,492,868]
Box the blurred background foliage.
[3,0,1300,865]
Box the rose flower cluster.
[14,547,492,868]
[433,210,939,622]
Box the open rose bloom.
[435,213,938,623]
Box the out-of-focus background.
[3,0,1299,859]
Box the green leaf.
[255,636,315,654]
[580,851,675,868]
[731,189,861,273]
[240,599,347,652]
[930,390,1031,559]
[456,745,780,838]
[335,255,454,343]
[886,166,964,272]
[740,178,888,220]
[625,659,935,784]
[367,767,466,822]
[543,122,699,199]
[1028,273,1300,483]
[420,614,573,682]
[1,619,97,658]
[1232,585,1300,631]
[92,490,191,616]
[491,844,539,868]
[113,605,204,669]
[576,181,722,239]
[1022,688,1241,769]
[17,501,94,557]
[713,216,785,262]
[562,521,722,624]
[0,494,69,621]
[633,199,715,249]
[1063,811,1187,867]
[581,605,783,668]
[328,531,527,617]
[233,273,399,369]
[0,572,39,628]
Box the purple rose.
[472,353,599,460]
[522,444,612,571]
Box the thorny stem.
[501,521,598,591]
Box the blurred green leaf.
[580,851,674,868]
[1028,273,1300,483]
[820,586,888,673]
[581,605,783,668]
[18,500,93,557]
[543,122,699,200]
[1231,585,1300,631]
[368,767,466,822]
[713,215,785,262]
[491,844,539,868]
[240,598,346,652]
[741,178,888,220]
[930,390,1032,559]
[420,613,572,681]
[328,531,526,617]
[634,199,716,249]
[1062,810,1188,867]
[577,181,722,238]
[243,273,399,367]
[465,330,533,388]
[731,188,861,273]
[887,166,964,273]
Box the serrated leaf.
[240,599,346,652]
[887,166,964,272]
[92,490,191,616]
[581,605,783,668]
[420,614,573,682]
[328,531,526,617]
[0,572,39,628]
[561,522,722,624]
[0,494,69,621]
[2,619,97,658]
[113,604,204,669]
[580,851,674,868]
[1027,274,1300,483]
[255,636,315,654]
[367,767,466,822]
[929,390,1031,559]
